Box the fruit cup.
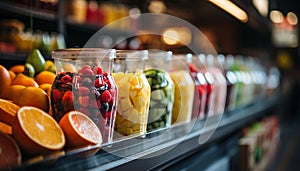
[167,53,195,125]
[51,48,117,145]
[112,50,151,137]
[176,54,208,120]
[144,50,175,132]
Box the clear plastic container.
[51,48,117,145]
[176,53,207,120]
[170,55,195,125]
[144,50,174,132]
[112,50,151,137]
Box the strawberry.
[78,86,90,96]
[81,68,94,76]
[52,89,63,101]
[100,90,112,102]
[61,75,72,84]
[79,96,89,107]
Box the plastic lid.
[52,48,116,59]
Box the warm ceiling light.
[270,10,283,24]
[148,0,167,13]
[162,29,179,45]
[287,12,298,25]
[209,0,248,23]
[252,0,268,16]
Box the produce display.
[0,48,280,170]
[170,70,195,125]
[144,69,174,132]
[113,72,151,136]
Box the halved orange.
[0,132,22,170]
[13,106,65,156]
[0,121,12,135]
[0,98,20,126]
[59,111,102,148]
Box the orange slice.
[59,111,102,148]
[0,132,22,170]
[0,98,20,126]
[13,106,65,156]
[0,121,12,135]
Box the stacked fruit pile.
[0,49,103,170]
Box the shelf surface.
[13,93,279,171]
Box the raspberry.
[78,96,89,107]
[103,72,109,77]
[73,76,82,83]
[94,78,104,88]
[189,64,198,73]
[100,90,112,103]
[104,79,112,89]
[78,86,90,96]
[52,89,62,101]
[93,66,103,74]
[81,68,94,76]
[82,65,91,70]
[61,75,72,84]
[62,91,73,104]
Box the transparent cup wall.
[144,50,175,132]
[207,54,227,115]
[175,54,207,120]
[169,55,195,125]
[112,50,151,138]
[51,48,117,145]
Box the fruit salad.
[113,71,151,136]
[170,70,195,125]
[51,65,117,144]
[144,69,174,132]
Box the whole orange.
[11,73,38,87]
[15,87,49,112]
[35,71,56,85]
[0,65,11,98]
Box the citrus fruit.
[0,98,20,126]
[8,70,16,82]
[11,73,39,87]
[59,111,102,148]
[45,60,56,73]
[4,85,26,102]
[0,132,22,170]
[0,121,12,135]
[39,83,52,96]
[35,71,56,85]
[0,65,11,98]
[9,65,24,74]
[13,106,65,156]
[15,87,49,112]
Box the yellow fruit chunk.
[170,70,195,125]
[15,87,49,113]
[13,106,65,156]
[113,72,150,136]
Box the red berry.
[78,69,83,75]
[78,86,90,96]
[94,78,104,88]
[103,72,109,77]
[104,79,112,89]
[79,96,90,107]
[62,91,73,104]
[61,75,72,83]
[73,76,82,83]
[52,89,62,101]
[93,66,103,74]
[100,90,112,102]
[189,64,198,73]
[81,68,94,76]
